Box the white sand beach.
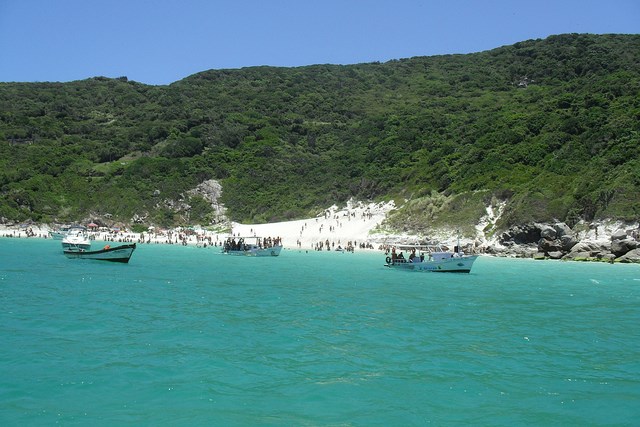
[3,200,634,253]
[228,201,395,250]
[0,201,402,251]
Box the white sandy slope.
[229,200,396,249]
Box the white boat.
[63,243,136,263]
[384,244,478,273]
[61,226,91,251]
[49,226,71,240]
[222,236,283,257]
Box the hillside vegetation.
[1,34,639,234]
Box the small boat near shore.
[384,244,478,273]
[222,236,282,257]
[49,226,71,240]
[63,243,136,263]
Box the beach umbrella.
[88,222,98,228]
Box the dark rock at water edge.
[500,224,542,245]
[493,222,640,263]
[611,238,638,257]
[617,248,640,263]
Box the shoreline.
[0,202,399,252]
[2,200,638,262]
[0,227,389,255]
[4,224,639,264]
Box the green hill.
[1,33,639,234]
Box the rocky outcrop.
[610,230,639,257]
[500,223,542,245]
[563,241,608,261]
[492,221,640,263]
[560,234,579,251]
[147,179,230,226]
[186,179,228,221]
[538,235,563,253]
[617,248,640,263]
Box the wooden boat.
[222,236,282,257]
[63,243,136,263]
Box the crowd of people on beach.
[0,203,390,252]
[1,226,382,253]
[311,239,363,252]
[281,207,384,252]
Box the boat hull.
[223,245,283,257]
[49,231,67,240]
[385,255,478,273]
[63,244,136,263]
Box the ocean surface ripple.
[1,238,639,425]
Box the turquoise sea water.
[1,237,639,426]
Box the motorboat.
[61,226,91,251]
[384,243,478,273]
[222,236,282,257]
[49,226,71,240]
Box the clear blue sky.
[1,0,638,85]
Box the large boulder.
[554,223,573,238]
[563,251,595,261]
[560,234,578,251]
[611,230,628,241]
[568,241,600,254]
[611,238,639,257]
[564,241,604,260]
[540,225,557,240]
[617,248,640,263]
[538,238,562,253]
[547,251,564,260]
[533,252,546,260]
[500,223,543,245]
